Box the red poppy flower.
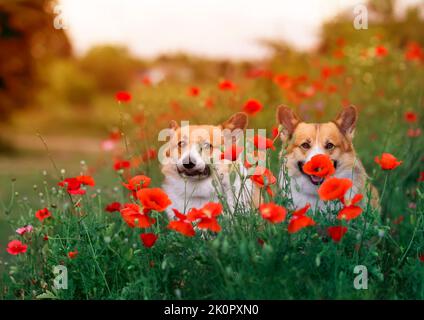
[288,214,316,233]
[243,99,263,115]
[167,209,196,237]
[109,129,121,141]
[302,154,335,178]
[321,66,332,79]
[419,253,424,263]
[257,238,265,247]
[141,76,151,86]
[337,194,363,220]
[253,135,275,150]
[271,126,279,139]
[113,160,131,171]
[337,206,362,221]
[76,175,95,186]
[259,203,287,224]
[187,86,200,97]
[393,215,404,225]
[133,112,145,125]
[418,172,424,182]
[327,84,338,94]
[122,175,151,191]
[58,177,84,195]
[375,45,388,57]
[137,188,172,212]
[142,148,157,162]
[220,144,243,161]
[407,128,421,138]
[58,176,95,195]
[374,153,402,170]
[287,203,316,233]
[140,233,158,248]
[333,49,344,59]
[341,193,363,207]
[115,91,132,103]
[334,37,345,48]
[404,111,418,123]
[35,208,51,222]
[273,74,292,89]
[405,42,423,61]
[318,177,353,201]
[327,226,348,243]
[204,97,215,109]
[105,202,121,213]
[292,203,311,216]
[120,203,156,228]
[218,79,236,91]
[187,202,222,232]
[16,225,33,236]
[68,250,78,259]
[250,167,277,187]
[6,240,27,255]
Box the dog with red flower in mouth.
[276,105,379,210]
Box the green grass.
[1,162,423,299]
[1,40,423,300]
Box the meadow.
[0,37,423,300]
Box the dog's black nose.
[183,158,196,169]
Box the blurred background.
[0,0,423,242]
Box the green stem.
[81,221,111,295]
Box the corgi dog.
[276,105,379,211]
[161,112,256,218]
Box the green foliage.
[0,150,423,299]
[79,46,143,92]
[38,59,97,107]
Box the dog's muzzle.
[177,165,211,179]
[297,160,338,186]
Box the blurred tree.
[79,45,143,92]
[319,0,424,53]
[38,58,96,107]
[0,0,71,122]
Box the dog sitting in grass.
[276,105,379,210]
[161,112,257,218]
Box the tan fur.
[161,113,259,218]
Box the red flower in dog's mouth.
[303,154,335,176]
[301,154,336,185]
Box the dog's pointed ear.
[335,105,357,139]
[276,105,300,139]
[221,112,248,131]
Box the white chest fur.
[162,164,254,218]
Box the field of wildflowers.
[1,24,424,300]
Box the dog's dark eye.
[325,142,335,150]
[177,141,186,148]
[301,142,311,150]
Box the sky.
[58,0,423,60]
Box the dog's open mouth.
[177,165,211,178]
[297,161,338,186]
